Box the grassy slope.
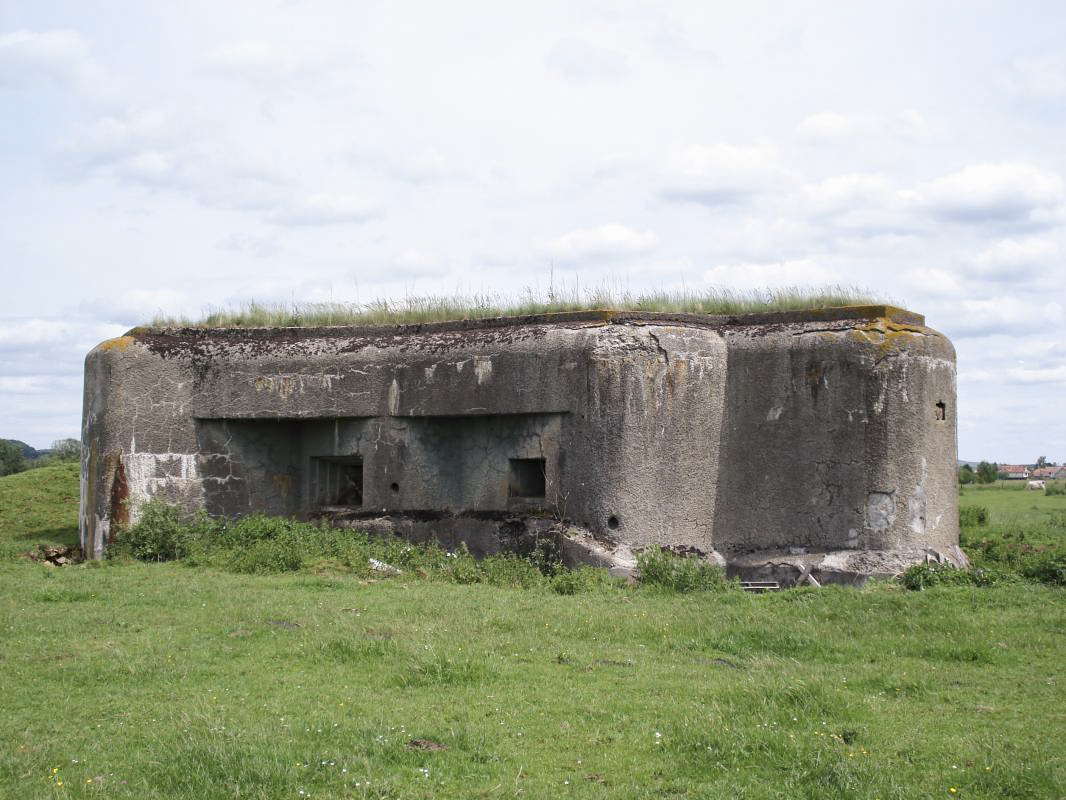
[0,461,79,558]
[1,470,1064,798]
[152,287,884,329]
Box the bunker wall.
[80,308,959,576]
[81,322,728,558]
[711,320,958,557]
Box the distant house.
[999,465,1030,480]
[1032,466,1057,480]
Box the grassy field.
[150,286,883,329]
[959,482,1066,581]
[1,468,1064,798]
[960,480,1066,529]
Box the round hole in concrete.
[607,515,620,530]
[390,482,399,493]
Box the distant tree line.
[959,456,1063,486]
[0,438,81,477]
[959,462,998,485]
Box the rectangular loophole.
[508,458,545,498]
[311,456,363,507]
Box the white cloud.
[900,267,964,297]
[0,376,65,395]
[800,172,916,234]
[1007,365,1066,384]
[798,111,856,140]
[217,232,280,259]
[266,193,381,226]
[388,149,460,185]
[702,258,838,291]
[0,319,76,348]
[660,141,788,205]
[0,28,100,88]
[391,249,449,278]
[204,40,295,75]
[804,173,898,212]
[911,162,1066,227]
[545,38,628,81]
[79,289,193,324]
[957,368,996,383]
[942,296,1064,339]
[62,110,174,169]
[1004,54,1066,105]
[972,237,1059,280]
[798,109,946,142]
[543,223,657,261]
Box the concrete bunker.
[80,306,965,584]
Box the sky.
[1,0,1064,463]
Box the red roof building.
[999,465,1030,479]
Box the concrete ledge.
[727,546,970,587]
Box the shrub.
[0,440,26,477]
[226,538,305,573]
[900,562,1018,590]
[50,438,81,461]
[111,498,217,561]
[442,545,484,585]
[636,547,737,593]
[1020,554,1066,586]
[1045,483,1065,496]
[959,505,989,527]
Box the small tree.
[958,464,976,485]
[976,461,998,484]
[50,438,81,461]
[0,440,26,476]
[1035,456,1047,469]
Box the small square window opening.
[508,458,546,498]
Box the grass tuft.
[636,546,740,593]
[151,285,887,328]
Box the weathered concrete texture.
[80,306,960,582]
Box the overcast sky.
[1,1,1064,462]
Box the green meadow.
[1,465,1064,799]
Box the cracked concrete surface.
[80,306,960,582]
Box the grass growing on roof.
[151,285,887,328]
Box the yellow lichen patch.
[94,336,136,353]
[850,318,932,359]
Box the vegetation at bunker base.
[2,469,1065,798]
[151,285,885,329]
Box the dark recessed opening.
[508,457,546,498]
[390,482,399,493]
[312,456,363,507]
[607,515,620,530]
[935,401,946,421]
